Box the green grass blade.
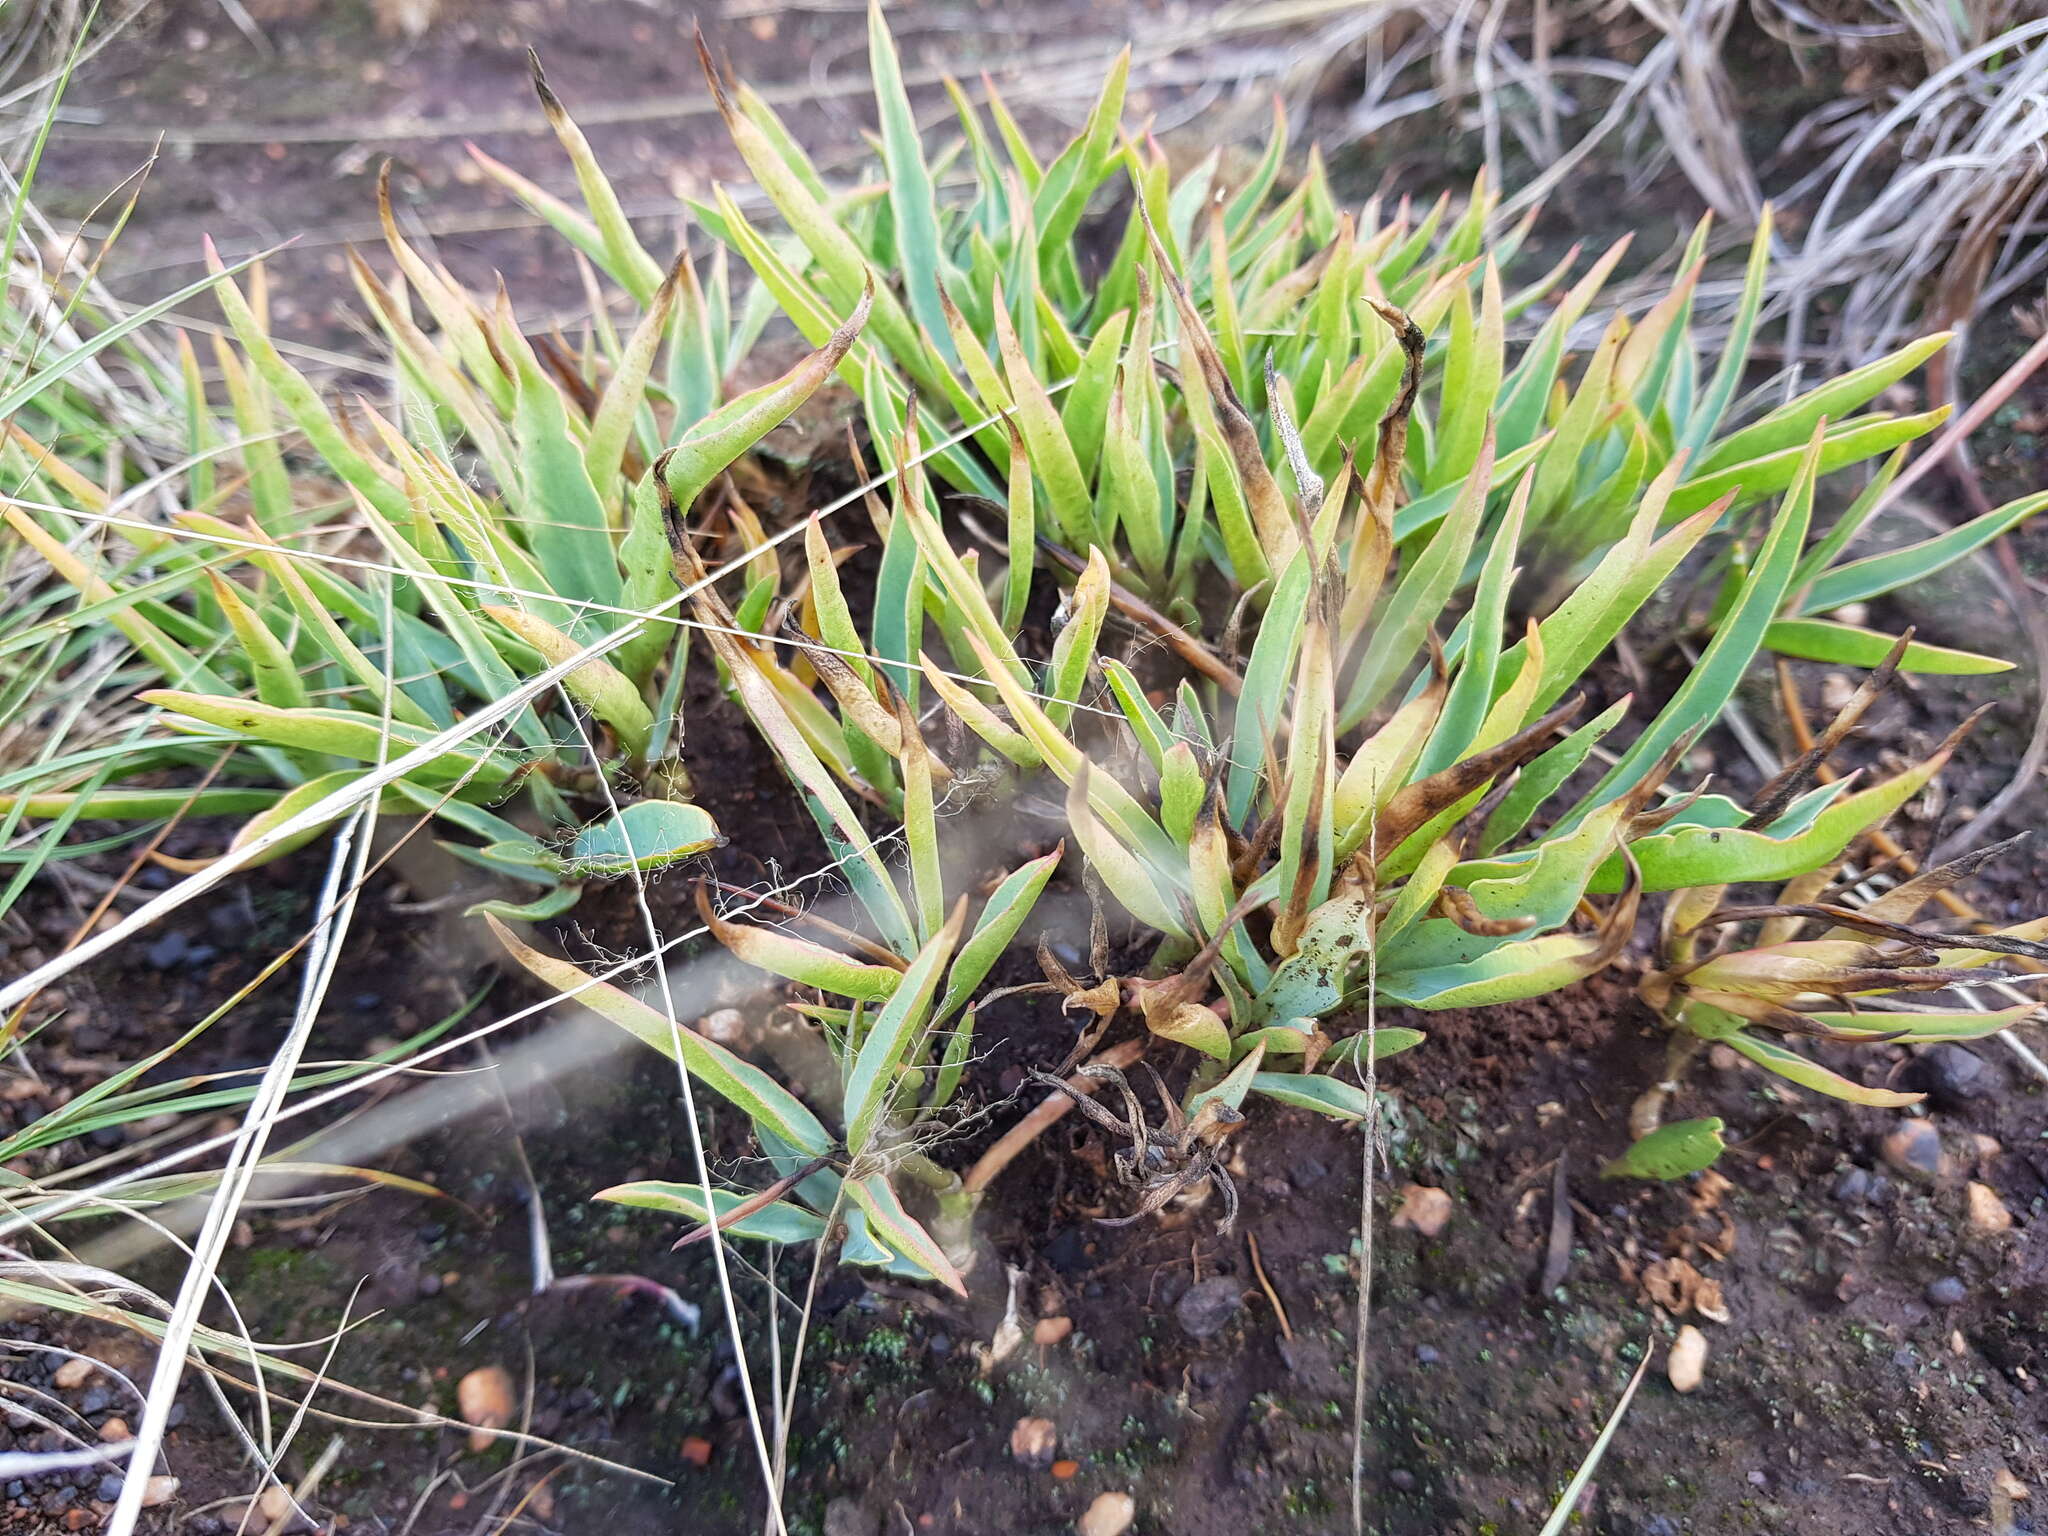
[868,2,953,366]
[1574,427,1824,812]
[489,916,833,1154]
[1797,488,2048,614]
[842,907,964,1156]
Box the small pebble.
[699,1008,747,1046]
[1668,1325,1707,1393]
[1967,1181,2015,1235]
[1391,1184,1453,1238]
[457,1365,514,1453]
[1033,1316,1074,1348]
[144,931,188,970]
[1882,1119,1945,1180]
[1917,1044,1992,1107]
[51,1358,93,1390]
[96,1476,122,1503]
[1925,1276,1967,1307]
[1077,1491,1135,1536]
[1831,1167,1871,1204]
[1175,1276,1243,1340]
[140,1476,178,1509]
[1009,1416,1057,1467]
[1388,1468,1416,1492]
[1415,1344,1440,1365]
[97,1418,130,1443]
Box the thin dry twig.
[1245,1231,1293,1342]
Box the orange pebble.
[681,1436,714,1468]
[1051,1460,1080,1480]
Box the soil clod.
[1668,1326,1707,1393]
[1175,1276,1243,1339]
[1925,1276,1968,1307]
[456,1364,514,1452]
[1009,1416,1058,1467]
[1882,1118,1946,1179]
[1966,1181,2015,1234]
[1914,1044,1998,1108]
[1391,1182,1453,1237]
[1078,1491,1135,1536]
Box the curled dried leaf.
[1371,695,1585,858]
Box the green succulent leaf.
[1320,1027,1427,1068]
[844,1170,967,1296]
[141,692,521,789]
[567,799,724,875]
[1187,1042,1265,1119]
[1248,1071,1378,1121]
[1762,618,2011,675]
[465,884,586,922]
[594,1181,828,1245]
[1797,488,2048,615]
[1801,1003,2038,1042]
[487,915,833,1156]
[1587,729,1961,893]
[1722,1031,1923,1107]
[841,906,964,1156]
[1573,424,1825,813]
[934,848,1061,1026]
[1599,1118,1726,1180]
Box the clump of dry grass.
[1273,0,2048,378]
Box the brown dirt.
[36,0,1182,358]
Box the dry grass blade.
[106,811,372,1536]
